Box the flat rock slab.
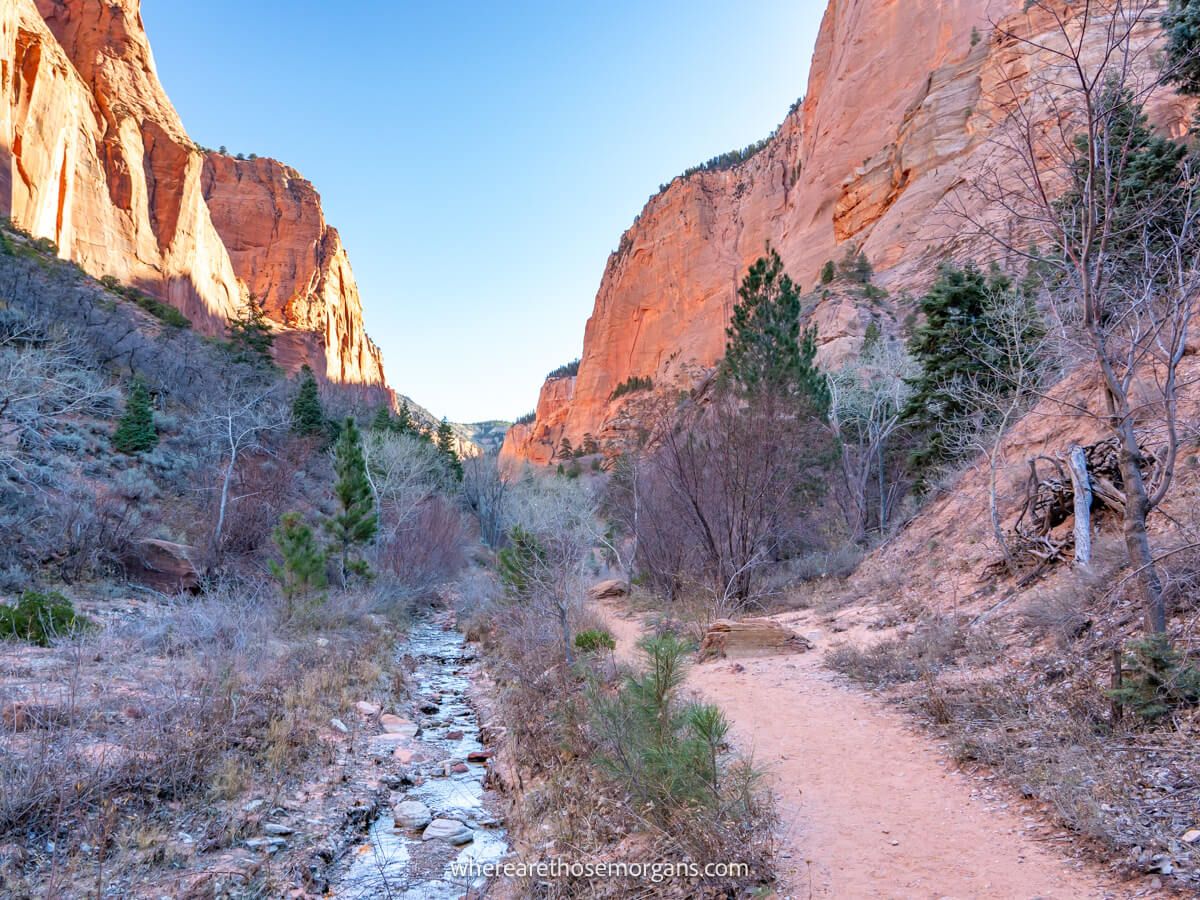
[422,818,474,844]
[698,617,813,661]
[588,578,628,600]
[393,800,432,830]
[379,714,419,738]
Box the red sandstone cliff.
[1,0,389,390]
[501,0,1192,465]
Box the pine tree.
[1164,0,1200,96]
[1059,88,1189,261]
[370,405,393,433]
[270,513,327,617]
[325,418,378,586]
[557,437,574,460]
[902,263,1040,475]
[820,259,836,285]
[722,248,829,415]
[291,365,325,437]
[395,400,415,435]
[225,295,275,369]
[436,418,463,480]
[112,379,158,454]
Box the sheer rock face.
[2,0,388,389]
[502,0,1191,465]
[200,155,386,385]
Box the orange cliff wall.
[1,0,390,392]
[501,0,1192,466]
[200,155,387,387]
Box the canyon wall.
[1,0,389,389]
[502,0,1191,465]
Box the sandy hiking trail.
[595,602,1146,900]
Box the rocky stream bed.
[332,618,508,899]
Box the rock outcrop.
[1,0,390,391]
[502,0,1192,465]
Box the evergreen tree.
[291,365,326,437]
[225,295,275,369]
[112,379,158,454]
[395,400,415,435]
[1164,0,1200,97]
[902,264,1042,475]
[497,525,544,597]
[820,259,836,285]
[557,437,574,460]
[722,248,830,415]
[270,513,327,617]
[1059,88,1189,261]
[325,417,378,586]
[371,405,393,433]
[436,418,463,480]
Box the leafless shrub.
[374,494,470,601]
[627,390,836,613]
[826,616,1000,686]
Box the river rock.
[697,618,813,661]
[445,730,465,740]
[356,701,381,717]
[380,715,419,738]
[262,822,293,836]
[467,750,493,762]
[422,818,474,844]
[393,800,432,830]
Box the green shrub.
[0,591,90,646]
[820,259,835,284]
[588,634,737,815]
[1108,635,1200,722]
[574,628,616,654]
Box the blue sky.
[143,2,824,423]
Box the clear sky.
[142,2,824,423]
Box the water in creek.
[334,620,508,899]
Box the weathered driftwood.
[1003,435,1162,580]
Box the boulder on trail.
[698,618,813,661]
[587,579,628,600]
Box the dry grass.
[826,614,1001,686]
[0,581,397,896]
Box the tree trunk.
[1067,444,1092,566]
[1117,430,1167,634]
[558,601,575,667]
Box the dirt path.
[596,603,1137,900]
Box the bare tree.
[633,389,833,612]
[827,339,916,543]
[502,478,598,665]
[363,430,452,543]
[201,377,288,561]
[960,0,1199,634]
[462,452,510,549]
